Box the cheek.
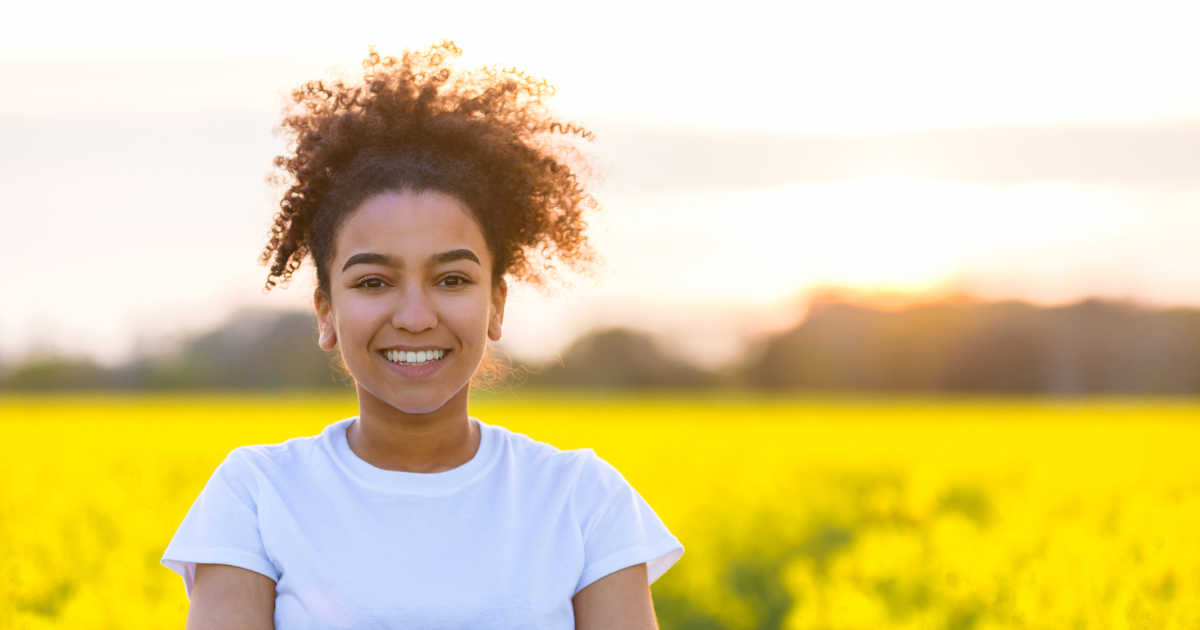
[334,296,391,342]
[439,295,493,340]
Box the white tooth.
[436,350,443,359]
[387,351,397,362]
[417,351,426,363]
[406,351,416,363]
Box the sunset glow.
[2,0,1199,363]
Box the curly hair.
[261,41,596,295]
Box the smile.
[382,349,447,366]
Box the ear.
[314,291,338,351]
[488,277,507,342]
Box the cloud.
[595,120,1200,193]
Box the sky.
[3,0,1200,366]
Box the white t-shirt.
[162,417,682,629]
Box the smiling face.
[315,190,506,416]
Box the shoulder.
[485,421,614,483]
[483,423,635,511]
[214,419,347,484]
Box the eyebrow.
[341,249,481,272]
[432,249,481,266]
[342,252,397,272]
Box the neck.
[348,384,480,473]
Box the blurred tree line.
[746,298,1200,393]
[0,311,343,391]
[2,298,1198,393]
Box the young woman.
[161,43,682,629]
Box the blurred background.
[4,2,1200,629]
[4,0,1200,391]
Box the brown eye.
[439,274,469,287]
[355,277,386,289]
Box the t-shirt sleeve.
[161,447,280,598]
[572,449,683,595]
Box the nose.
[391,282,438,333]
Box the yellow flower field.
[2,393,1199,629]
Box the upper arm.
[572,563,658,630]
[572,450,683,594]
[186,563,276,630]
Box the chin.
[361,381,466,416]
[389,396,454,415]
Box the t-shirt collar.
[323,416,499,496]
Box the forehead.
[334,191,489,265]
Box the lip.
[378,348,451,379]
[378,345,450,352]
